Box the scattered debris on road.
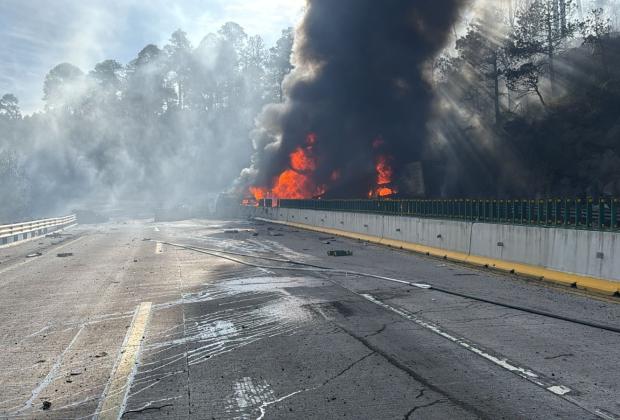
[269,232,284,237]
[70,369,82,376]
[224,229,239,234]
[94,351,108,358]
[328,250,353,257]
[57,253,73,258]
[26,252,42,258]
[42,401,52,410]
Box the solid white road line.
[360,293,614,419]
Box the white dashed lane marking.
[359,293,615,420]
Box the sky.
[0,0,305,114]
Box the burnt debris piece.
[328,250,353,257]
[57,253,73,258]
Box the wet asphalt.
[0,219,619,419]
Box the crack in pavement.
[334,323,490,420]
[175,251,193,419]
[256,350,376,420]
[364,323,388,338]
[122,403,174,416]
[544,353,574,360]
[325,350,376,385]
[403,399,447,420]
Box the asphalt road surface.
[0,219,619,419]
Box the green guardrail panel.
[274,197,618,232]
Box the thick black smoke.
[245,0,466,198]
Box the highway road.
[0,219,619,419]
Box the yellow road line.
[97,302,152,420]
[256,217,620,297]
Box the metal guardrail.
[268,199,620,231]
[0,214,77,244]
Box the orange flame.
[250,133,325,200]
[290,147,316,171]
[376,155,393,185]
[249,186,267,200]
[369,155,397,198]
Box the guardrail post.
[575,198,581,227]
[599,198,606,230]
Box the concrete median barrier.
[253,207,620,296]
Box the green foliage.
[434,0,620,197]
[268,28,295,102]
[43,63,85,110]
[0,22,296,220]
[0,94,21,120]
[0,151,31,223]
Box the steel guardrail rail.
[0,214,77,240]
[260,198,620,232]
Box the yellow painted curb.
[256,217,620,297]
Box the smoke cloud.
[244,0,467,198]
[0,23,296,222]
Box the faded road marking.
[359,297,565,388]
[360,294,614,420]
[96,302,152,420]
[547,385,571,395]
[16,326,84,414]
[153,227,160,232]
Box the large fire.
[250,133,325,200]
[249,133,397,201]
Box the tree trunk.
[493,52,501,125]
[546,3,556,98]
[553,0,561,33]
[535,86,547,108]
[507,0,514,27]
[559,0,567,36]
